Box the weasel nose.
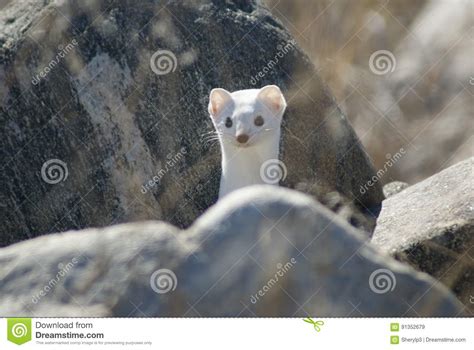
[236,134,249,144]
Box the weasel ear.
[208,88,232,118]
[257,85,287,114]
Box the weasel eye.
[254,115,264,126]
[225,117,233,128]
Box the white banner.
[1,318,472,349]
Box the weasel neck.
[219,134,280,198]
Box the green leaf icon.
[7,318,32,345]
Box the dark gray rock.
[0,0,383,246]
[0,186,463,317]
[372,158,474,314]
[383,181,409,198]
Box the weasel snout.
[236,133,249,145]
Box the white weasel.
[208,85,287,198]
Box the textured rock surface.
[372,158,474,314]
[383,181,409,198]
[0,0,383,247]
[0,186,463,317]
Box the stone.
[383,181,409,198]
[0,0,383,247]
[0,186,463,317]
[372,158,474,314]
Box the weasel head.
[208,85,287,149]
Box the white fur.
[208,85,287,198]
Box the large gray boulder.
[372,158,473,314]
[0,186,463,317]
[0,0,383,246]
